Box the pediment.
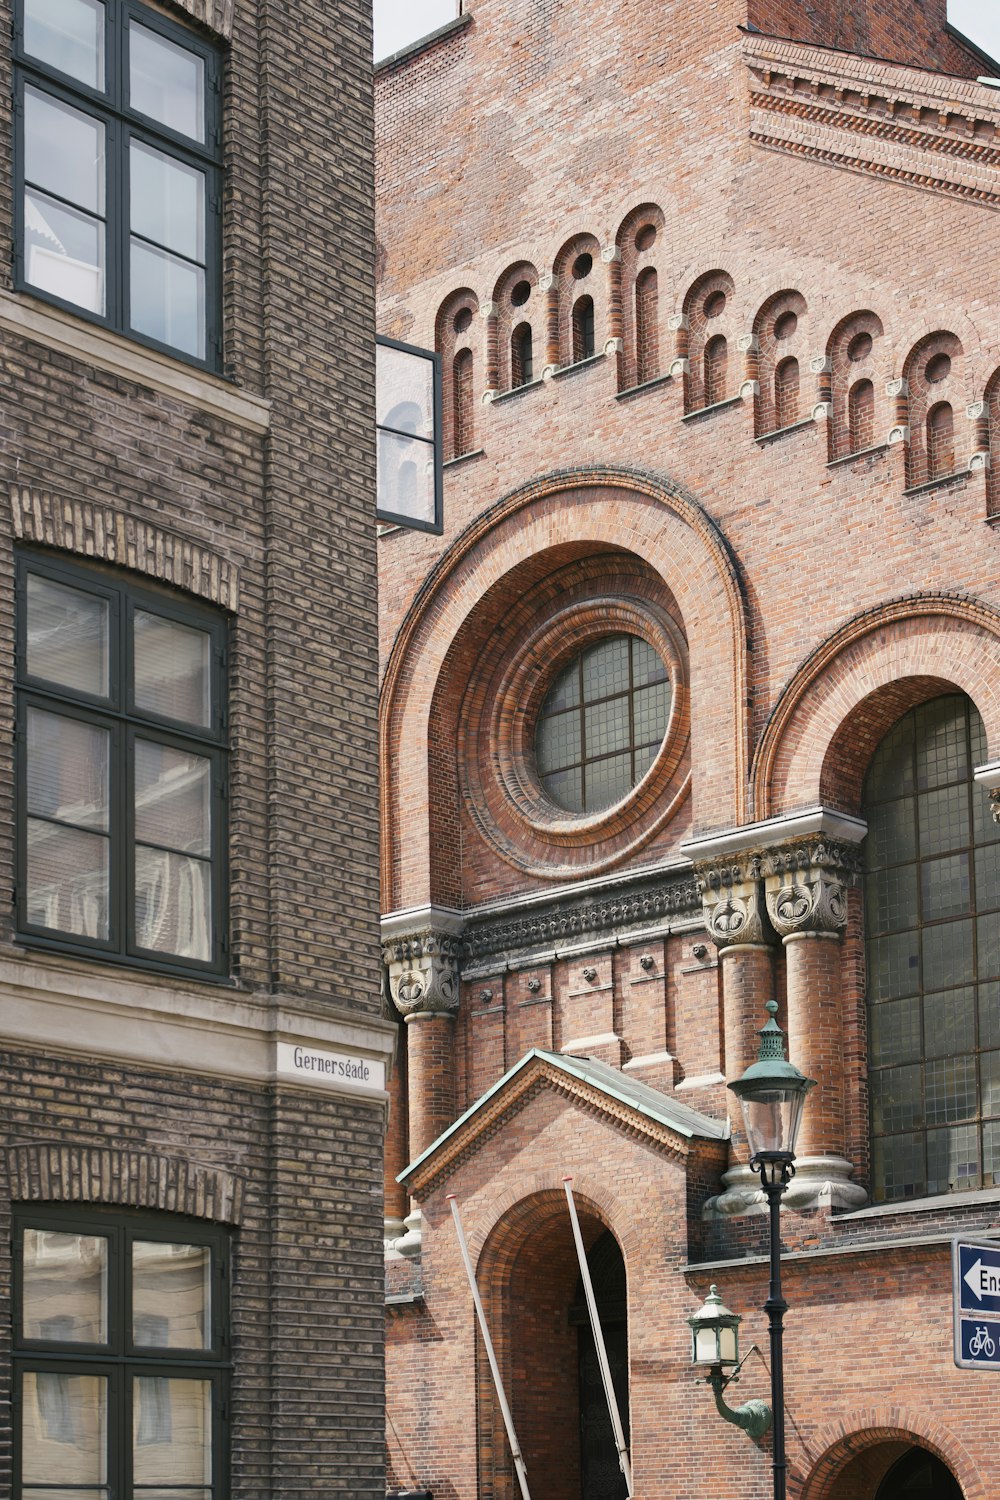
[399,1049,728,1198]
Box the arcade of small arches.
[431,205,1000,511]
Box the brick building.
[0,0,392,1496]
[376,1,1000,1496]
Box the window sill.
[443,447,486,469]
[491,378,544,405]
[834,1184,1000,1222]
[681,394,743,423]
[615,373,672,401]
[754,416,815,445]
[0,288,271,433]
[826,442,891,469]
[551,352,606,380]
[903,467,972,498]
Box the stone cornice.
[681,808,867,865]
[743,35,1000,209]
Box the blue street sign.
[953,1236,1000,1370]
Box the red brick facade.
[377,1,1000,1495]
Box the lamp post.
[727,999,816,1500]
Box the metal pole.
[562,1177,634,1497]
[763,1173,788,1500]
[447,1195,532,1500]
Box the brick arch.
[380,467,749,910]
[791,1409,986,1500]
[5,1143,246,1224]
[752,594,1000,821]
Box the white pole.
[447,1194,532,1500]
[563,1176,634,1497]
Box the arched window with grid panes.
[863,694,1000,1203]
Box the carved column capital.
[694,856,773,949]
[381,907,464,1018]
[761,837,863,939]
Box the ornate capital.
[810,354,833,375]
[381,909,464,1018]
[667,313,689,332]
[694,857,773,949]
[885,377,908,398]
[761,837,862,939]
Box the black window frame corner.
[15,548,230,981]
[376,332,444,536]
[13,0,224,374]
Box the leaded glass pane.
[926,1124,979,1193]
[631,636,667,686]
[870,995,920,1067]
[633,680,670,744]
[868,929,920,1000]
[921,852,970,920]
[541,766,582,812]
[924,988,975,1057]
[872,1131,924,1200]
[975,841,1000,902]
[585,753,632,812]
[974,786,1000,845]
[914,696,969,790]
[925,1055,977,1123]
[981,1050,1000,1119]
[867,797,917,867]
[984,1120,1000,1185]
[865,716,914,799]
[871,1064,923,1133]
[584,697,629,758]
[633,741,658,782]
[922,918,973,992]
[918,783,969,856]
[865,863,917,934]
[536,711,580,775]
[581,637,630,699]
[541,664,579,714]
[978,910,1000,981]
[979,983,1000,1051]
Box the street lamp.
[727,999,816,1500]
[687,1284,771,1440]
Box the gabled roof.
[399,1048,729,1195]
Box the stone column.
[482,301,499,398]
[542,273,560,376]
[382,909,463,1253]
[763,837,866,1208]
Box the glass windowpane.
[535,711,580,775]
[865,863,917,934]
[921,918,973,992]
[918,784,969,857]
[376,342,434,438]
[926,1124,979,1193]
[984,1120,1000,1185]
[867,929,920,1000]
[24,87,105,214]
[975,841,1000,905]
[866,796,917,867]
[133,611,211,727]
[27,575,109,697]
[631,635,668,686]
[921,851,971,920]
[376,428,435,526]
[24,0,104,89]
[22,1372,107,1482]
[872,1131,924,1202]
[130,142,205,262]
[132,1377,211,1483]
[925,1054,977,1124]
[25,189,105,314]
[633,680,671,744]
[135,741,211,856]
[979,983,1000,1051]
[541,766,582,812]
[584,696,629,758]
[584,752,631,812]
[870,995,920,1067]
[865,717,915,800]
[134,846,211,961]
[132,1241,211,1349]
[633,740,658,782]
[581,637,630,699]
[541,665,579,713]
[27,710,109,831]
[871,1064,923,1133]
[22,1230,108,1342]
[130,240,205,360]
[977,910,1000,982]
[129,22,205,141]
[982,1050,1000,1119]
[27,818,109,939]
[914,696,969,790]
[924,987,975,1058]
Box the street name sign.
[952,1236,1000,1370]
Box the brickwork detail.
[11,483,240,609]
[4,1142,246,1223]
[171,0,235,39]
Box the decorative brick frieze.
[11,483,240,610]
[5,1143,246,1223]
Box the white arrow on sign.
[964,1258,1000,1301]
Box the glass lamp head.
[727,1001,816,1167]
[687,1284,741,1368]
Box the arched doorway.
[875,1447,964,1499]
[570,1230,629,1500]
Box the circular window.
[511,280,531,307]
[848,331,873,362]
[704,290,726,320]
[774,310,798,341]
[535,634,671,812]
[572,252,593,280]
[635,224,656,252]
[454,307,473,334]
[926,352,952,384]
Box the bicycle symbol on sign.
[970,1325,996,1358]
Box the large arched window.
[863,694,1000,1203]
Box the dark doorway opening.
[570,1230,629,1500]
[874,1447,963,1499]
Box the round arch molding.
[380,467,749,910]
[790,1410,986,1500]
[751,594,1000,822]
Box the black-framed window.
[14,0,223,369]
[376,334,443,534]
[15,551,228,976]
[535,635,671,813]
[864,694,1000,1202]
[13,1205,230,1500]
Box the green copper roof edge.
[398,1047,727,1185]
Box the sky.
[373,0,1000,68]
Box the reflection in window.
[864,695,1000,1202]
[376,337,442,532]
[535,635,671,813]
